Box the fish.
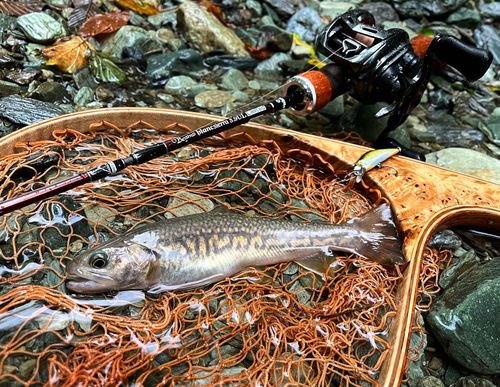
[350,148,400,183]
[65,203,404,293]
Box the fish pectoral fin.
[296,252,337,276]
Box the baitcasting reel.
[284,9,493,160]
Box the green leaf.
[88,53,126,83]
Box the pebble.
[16,13,66,44]
[165,191,215,218]
[425,148,500,185]
[84,204,116,225]
[74,86,95,106]
[427,259,500,374]
[221,69,248,91]
[177,1,249,56]
[0,80,24,97]
[439,250,479,289]
[254,52,291,80]
[0,95,65,125]
[99,25,163,61]
[30,81,70,103]
[194,90,235,108]
[451,376,497,387]
[286,6,322,43]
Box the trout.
[66,203,404,293]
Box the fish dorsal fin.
[296,252,338,276]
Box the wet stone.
[417,376,445,387]
[84,205,116,225]
[254,52,291,80]
[177,1,248,56]
[479,115,500,146]
[428,230,462,250]
[164,76,197,96]
[147,10,177,29]
[203,54,259,70]
[99,25,162,61]
[74,86,94,106]
[319,2,356,21]
[360,2,399,24]
[0,13,16,31]
[444,364,461,386]
[451,376,497,387]
[165,191,215,218]
[16,13,66,44]
[221,69,248,91]
[5,68,40,85]
[474,26,500,65]
[286,7,322,43]
[194,90,235,109]
[30,81,70,103]
[479,3,500,19]
[18,359,37,380]
[425,148,500,185]
[73,67,98,90]
[391,0,467,18]
[439,250,479,290]
[146,50,206,80]
[446,8,482,29]
[0,80,24,98]
[427,259,500,374]
[0,95,65,125]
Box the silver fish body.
[66,203,404,293]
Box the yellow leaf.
[293,32,316,57]
[42,36,95,73]
[115,0,160,15]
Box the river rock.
[254,52,291,80]
[479,3,500,19]
[146,49,206,80]
[194,90,235,108]
[427,259,500,374]
[479,114,500,146]
[446,8,482,29]
[30,81,70,103]
[474,26,500,66]
[221,69,248,91]
[0,80,24,97]
[165,191,214,218]
[177,1,248,56]
[100,25,162,61]
[286,7,322,43]
[425,148,500,185]
[390,0,467,18]
[0,95,65,125]
[360,2,399,23]
[16,13,66,43]
[319,2,356,21]
[451,376,497,387]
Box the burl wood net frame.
[1,107,500,386]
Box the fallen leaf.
[0,0,65,16]
[68,0,100,29]
[79,10,130,38]
[88,52,126,83]
[115,0,160,15]
[42,36,95,73]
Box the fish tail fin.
[347,203,405,265]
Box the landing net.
[0,120,445,386]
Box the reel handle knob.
[431,35,493,81]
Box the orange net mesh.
[0,120,443,386]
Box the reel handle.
[431,35,493,81]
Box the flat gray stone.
[17,12,66,44]
[100,25,162,61]
[427,259,500,374]
[194,90,235,108]
[425,148,500,185]
[0,95,65,125]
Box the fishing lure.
[349,148,400,183]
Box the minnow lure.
[349,148,400,183]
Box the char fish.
[66,203,404,293]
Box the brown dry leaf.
[0,0,65,16]
[115,0,160,15]
[79,10,130,38]
[42,36,95,73]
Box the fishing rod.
[0,92,303,217]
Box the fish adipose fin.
[346,203,405,265]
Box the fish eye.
[89,251,109,269]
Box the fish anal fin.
[296,252,337,276]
